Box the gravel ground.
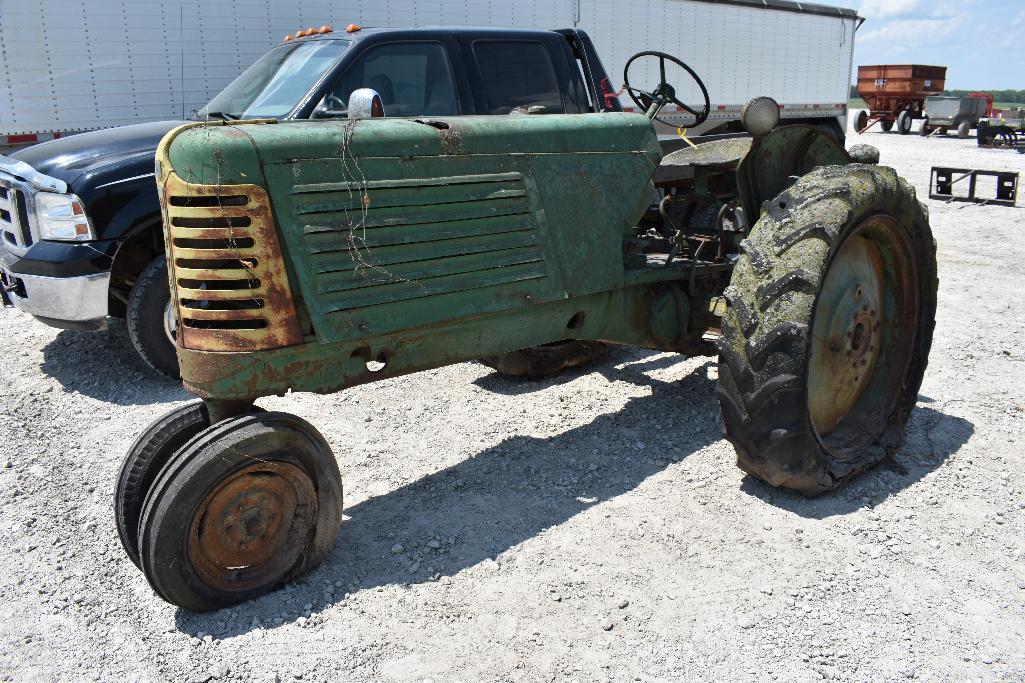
[1,124,1024,683]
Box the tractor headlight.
[741,97,781,137]
[34,192,96,241]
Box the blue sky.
[818,0,1025,89]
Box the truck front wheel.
[716,164,937,495]
[128,255,180,379]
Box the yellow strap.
[677,126,698,149]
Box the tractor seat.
[654,137,752,185]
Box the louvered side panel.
[279,168,565,343]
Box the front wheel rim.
[187,461,318,593]
[807,215,920,458]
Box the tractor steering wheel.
[623,51,710,127]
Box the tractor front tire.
[115,401,211,568]
[138,412,343,611]
[717,164,937,495]
[481,341,609,379]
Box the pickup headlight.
[35,193,96,241]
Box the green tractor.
[116,52,937,610]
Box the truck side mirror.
[349,88,385,120]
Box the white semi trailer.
[0,0,859,149]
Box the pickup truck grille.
[162,173,303,352]
[0,181,33,252]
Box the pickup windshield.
[196,40,350,119]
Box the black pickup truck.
[0,26,621,377]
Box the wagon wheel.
[622,51,710,127]
[854,111,869,133]
[137,412,343,611]
[717,164,937,495]
[897,110,913,135]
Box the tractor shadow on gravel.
[171,353,972,633]
[39,322,186,405]
[740,400,974,518]
[470,343,686,395]
[174,350,721,633]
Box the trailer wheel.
[717,164,937,496]
[919,122,930,137]
[481,341,609,379]
[854,111,868,133]
[880,119,894,133]
[958,121,971,139]
[897,110,913,135]
[127,255,180,379]
[137,412,343,611]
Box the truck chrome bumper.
[0,267,109,329]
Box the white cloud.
[859,16,964,45]
[859,0,921,18]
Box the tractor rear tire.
[897,110,912,135]
[716,164,937,496]
[481,341,609,379]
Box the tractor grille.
[162,173,302,352]
[0,181,33,253]
[291,171,549,315]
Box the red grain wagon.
[855,64,947,135]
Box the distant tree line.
[850,84,1025,104]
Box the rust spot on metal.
[187,461,317,593]
[438,126,466,156]
[807,215,919,455]
[163,172,303,353]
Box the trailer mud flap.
[929,167,1019,207]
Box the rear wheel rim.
[807,215,919,458]
[187,461,318,593]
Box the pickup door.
[309,31,601,119]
